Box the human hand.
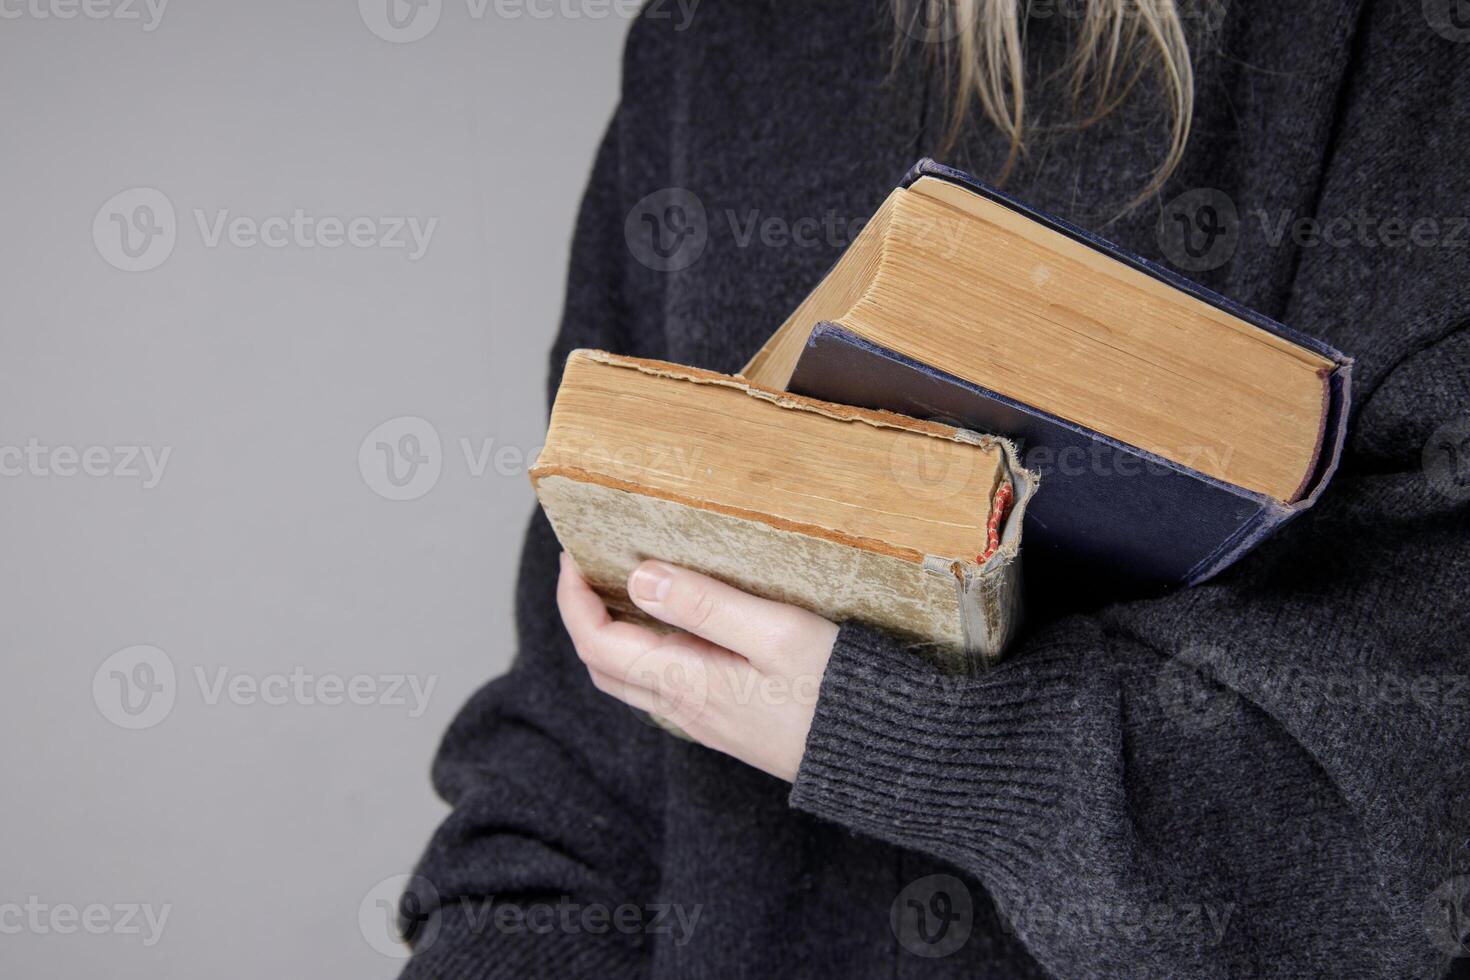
[556,553,839,782]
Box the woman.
[401,2,1470,976]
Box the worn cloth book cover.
[531,351,1038,666]
[747,159,1353,593]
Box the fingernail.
[630,563,672,603]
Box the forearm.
[791,613,1455,978]
[790,320,1470,977]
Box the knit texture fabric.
[400,1,1470,976]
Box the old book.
[530,350,1036,666]
[744,159,1353,593]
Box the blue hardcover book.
[743,160,1352,593]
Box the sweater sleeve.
[792,5,1470,978]
[398,107,667,979]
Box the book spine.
[954,436,1036,667]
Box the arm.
[562,4,1470,977]
[398,107,669,979]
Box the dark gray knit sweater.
[401,2,1470,977]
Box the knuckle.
[753,616,799,661]
[685,589,718,631]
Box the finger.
[625,560,834,664]
[557,554,660,666]
[556,552,611,650]
[558,556,729,721]
[586,665,662,713]
[589,634,715,731]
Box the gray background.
[0,1,628,975]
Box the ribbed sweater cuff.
[397,906,644,980]
[790,621,1088,884]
